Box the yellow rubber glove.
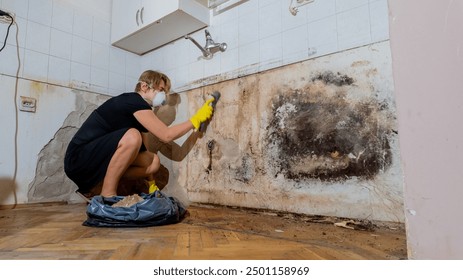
[190,98,214,130]
[147,180,159,193]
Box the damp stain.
[265,71,393,182]
[233,154,255,183]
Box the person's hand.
[190,98,214,130]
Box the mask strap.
[138,81,152,89]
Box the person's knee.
[147,153,160,174]
[121,128,142,150]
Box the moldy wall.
[167,41,403,222]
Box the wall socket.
[19,96,36,113]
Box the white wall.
[143,0,390,92]
[389,0,463,259]
[0,0,140,96]
[1,0,390,97]
[0,0,125,204]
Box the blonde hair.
[135,70,171,93]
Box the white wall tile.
[188,60,205,82]
[370,0,389,42]
[108,71,125,89]
[308,15,338,57]
[0,44,23,76]
[171,38,190,70]
[203,53,221,77]
[109,47,126,75]
[71,35,91,65]
[28,0,52,26]
[23,49,48,81]
[125,76,138,92]
[149,48,166,71]
[239,10,259,46]
[220,45,239,73]
[52,0,73,33]
[239,40,259,68]
[25,21,50,54]
[0,0,117,96]
[70,61,91,86]
[92,17,110,45]
[308,0,336,22]
[259,32,282,64]
[169,65,189,92]
[125,52,141,79]
[215,2,239,24]
[258,0,279,8]
[50,28,72,60]
[160,42,177,71]
[237,0,258,18]
[73,10,92,40]
[91,67,108,88]
[282,24,309,62]
[48,56,70,85]
[91,41,109,70]
[140,51,154,72]
[337,5,371,50]
[220,17,239,50]
[259,1,281,39]
[335,0,369,13]
[2,0,29,19]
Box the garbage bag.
[83,191,187,227]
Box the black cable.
[0,12,14,53]
[0,9,9,16]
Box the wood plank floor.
[0,203,407,260]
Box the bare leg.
[100,128,142,197]
[123,151,160,180]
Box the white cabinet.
[111,0,210,55]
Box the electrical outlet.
[19,96,36,113]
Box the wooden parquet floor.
[0,203,407,260]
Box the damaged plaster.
[28,92,109,202]
[174,41,404,222]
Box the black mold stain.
[265,72,392,182]
[312,71,355,86]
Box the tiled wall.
[0,0,139,96]
[0,0,389,95]
[145,0,390,92]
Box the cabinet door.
[140,0,178,26]
[111,0,143,43]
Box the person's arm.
[134,98,214,143]
[134,109,194,143]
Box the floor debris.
[111,194,144,207]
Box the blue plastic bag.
[83,191,187,227]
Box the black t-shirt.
[71,92,151,146]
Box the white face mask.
[152,91,166,107]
